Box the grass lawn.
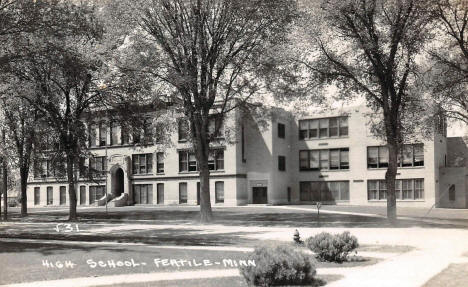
[423,263,468,287]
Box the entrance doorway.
[112,167,125,197]
[252,187,268,204]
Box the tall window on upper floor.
[367,144,423,168]
[89,123,97,147]
[143,118,153,144]
[132,153,153,175]
[110,122,119,146]
[208,116,224,139]
[178,119,189,142]
[278,156,286,171]
[156,152,164,173]
[278,123,285,139]
[99,122,107,146]
[121,124,130,145]
[299,116,348,140]
[299,148,349,171]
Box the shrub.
[306,231,359,263]
[239,244,316,286]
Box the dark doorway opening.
[252,187,268,204]
[112,168,124,197]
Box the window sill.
[178,170,225,174]
[299,136,349,141]
[132,173,154,176]
[299,169,350,172]
[368,199,425,202]
[367,166,425,170]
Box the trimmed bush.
[239,244,316,286]
[306,231,359,263]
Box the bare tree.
[428,0,468,123]
[300,0,435,221]
[6,1,104,221]
[111,0,297,222]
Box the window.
[89,123,97,147]
[448,184,455,201]
[208,116,224,139]
[99,123,107,146]
[300,181,349,201]
[367,146,388,168]
[215,181,224,203]
[133,184,153,204]
[299,148,349,171]
[178,119,189,141]
[121,124,129,145]
[35,159,54,178]
[59,186,66,205]
[80,186,86,205]
[157,183,164,204]
[299,116,348,140]
[241,124,246,162]
[278,123,285,138]
[89,186,105,204]
[110,122,119,145]
[47,186,53,205]
[367,179,424,200]
[179,150,224,172]
[156,152,164,173]
[368,144,424,168]
[34,187,40,205]
[143,118,153,144]
[278,156,286,171]
[402,179,413,199]
[90,156,107,177]
[179,182,187,204]
[132,154,153,175]
[188,153,197,171]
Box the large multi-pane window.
[179,150,224,172]
[143,118,153,144]
[133,184,153,204]
[90,156,107,177]
[299,116,348,140]
[300,181,349,201]
[156,152,165,173]
[34,187,40,205]
[121,124,130,145]
[89,186,106,204]
[367,179,424,200]
[179,182,187,204]
[132,154,153,174]
[215,181,224,203]
[299,148,349,170]
[34,159,53,178]
[367,144,424,168]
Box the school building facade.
[26,105,468,209]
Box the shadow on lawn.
[5,207,466,229]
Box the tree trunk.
[199,165,212,223]
[386,141,398,222]
[2,157,7,221]
[20,168,28,217]
[67,154,78,221]
[192,118,213,223]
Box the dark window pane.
[329,118,338,137]
[278,123,285,138]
